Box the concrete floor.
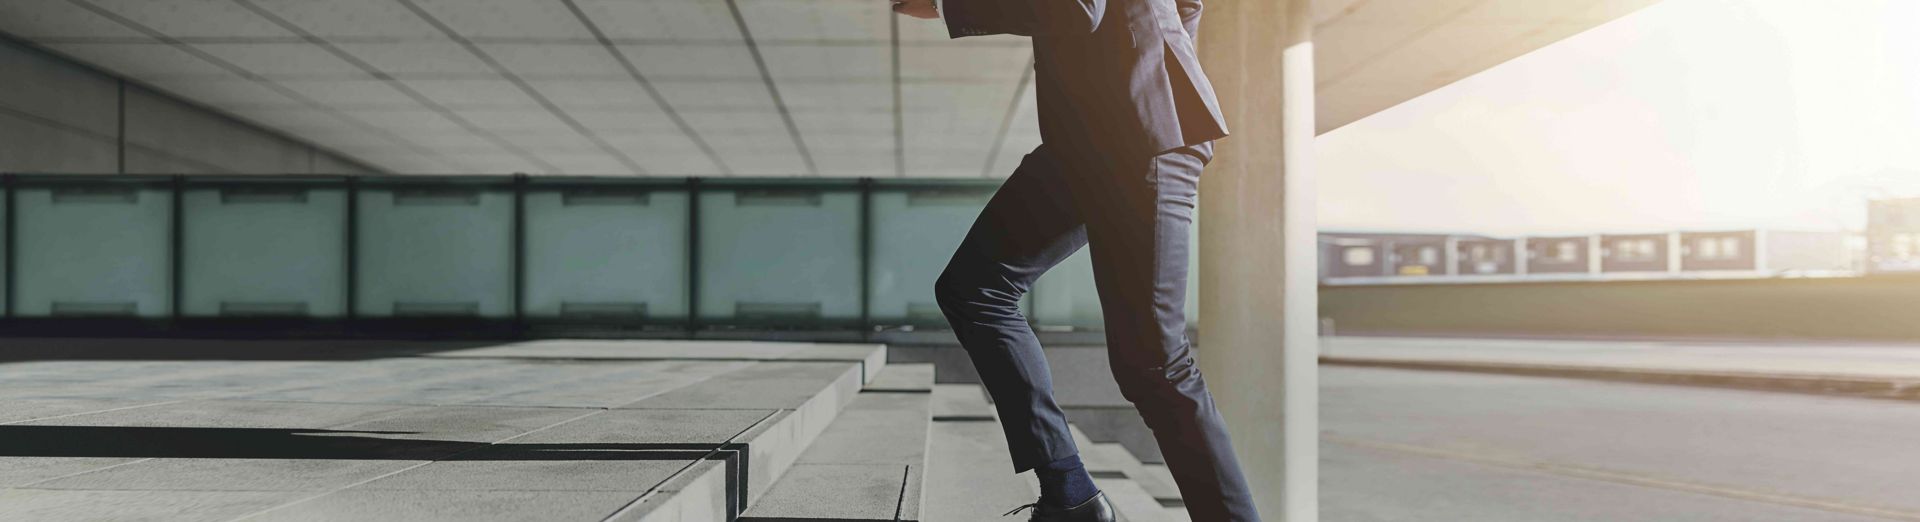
[7,339,1920,521]
[1323,366,1920,521]
[0,339,879,521]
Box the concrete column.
[1196,0,1316,519]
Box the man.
[893,0,1260,520]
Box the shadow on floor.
[0,426,727,461]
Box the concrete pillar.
[1196,0,1316,519]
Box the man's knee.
[1112,354,1204,407]
[933,264,984,314]
[934,262,1019,318]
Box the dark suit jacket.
[943,0,1228,159]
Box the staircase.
[614,347,1182,522]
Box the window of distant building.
[1553,241,1579,262]
[1466,244,1507,274]
[1418,246,1439,265]
[1614,238,1659,261]
[1343,247,1375,266]
[1693,237,1743,261]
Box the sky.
[1316,0,1920,236]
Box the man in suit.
[893,0,1260,520]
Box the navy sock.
[1035,454,1098,508]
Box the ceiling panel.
[547,83,653,110]
[331,42,494,76]
[142,78,296,106]
[0,0,1664,177]
[243,0,444,39]
[42,42,236,77]
[576,0,737,41]
[274,79,416,107]
[615,43,759,79]
[82,0,295,38]
[479,43,626,77]
[397,78,535,107]
[193,43,367,78]
[737,0,889,43]
[408,0,592,40]
[605,132,723,176]
[0,0,145,38]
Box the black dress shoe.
[1004,492,1116,522]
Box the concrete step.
[1137,464,1192,521]
[924,384,1039,522]
[607,357,877,522]
[1071,426,1178,522]
[740,363,934,521]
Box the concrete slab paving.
[0,488,306,522]
[474,361,750,408]
[328,404,600,443]
[608,460,731,522]
[0,457,141,488]
[866,363,935,393]
[0,339,906,521]
[0,398,159,424]
[924,385,1038,522]
[796,392,931,466]
[740,463,920,521]
[17,400,413,430]
[245,489,644,522]
[1134,463,1185,512]
[1071,427,1175,522]
[356,456,689,492]
[32,458,422,492]
[625,361,860,410]
[930,383,995,420]
[745,364,935,521]
[510,409,775,446]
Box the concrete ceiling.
[1312,0,1664,134]
[0,0,1660,177]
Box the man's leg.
[1077,142,1261,521]
[933,146,1088,475]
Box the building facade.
[1868,198,1920,273]
[1323,229,1858,284]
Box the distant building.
[1676,230,1852,274]
[1524,236,1592,274]
[1677,230,1754,272]
[1322,228,1857,284]
[1318,233,1455,279]
[1455,238,1519,275]
[1868,198,1920,273]
[1600,233,1673,273]
[1320,235,1388,279]
[1390,237,1450,276]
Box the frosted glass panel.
[181,185,347,318]
[1030,248,1102,330]
[0,186,6,316]
[869,188,992,326]
[524,188,689,321]
[356,185,513,318]
[698,187,860,325]
[14,184,172,318]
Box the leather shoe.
[1005,492,1116,522]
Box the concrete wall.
[1322,274,1920,341]
[0,38,377,176]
